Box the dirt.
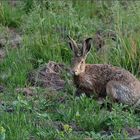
[16,87,36,96]
[93,31,105,51]
[93,30,117,51]
[84,138,93,140]
[122,127,140,139]
[28,61,69,91]
[48,121,84,133]
[0,27,22,49]
[8,0,22,7]
[0,49,5,60]
[99,127,140,139]
[0,27,22,61]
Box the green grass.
[0,0,140,140]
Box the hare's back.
[86,64,137,84]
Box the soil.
[0,27,22,48]
[28,61,69,91]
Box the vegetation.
[0,0,140,139]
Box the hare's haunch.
[67,36,140,107]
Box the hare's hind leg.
[106,81,135,105]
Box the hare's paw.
[75,88,83,97]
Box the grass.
[0,0,140,139]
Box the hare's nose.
[73,70,79,75]
[70,70,75,75]
[70,70,77,75]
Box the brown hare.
[67,36,140,107]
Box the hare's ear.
[67,35,79,56]
[82,38,92,56]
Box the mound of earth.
[28,61,70,91]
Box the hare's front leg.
[75,88,91,97]
[106,81,136,105]
[75,88,84,97]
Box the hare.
[67,36,140,107]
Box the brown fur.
[67,36,140,107]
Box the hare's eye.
[81,61,83,64]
